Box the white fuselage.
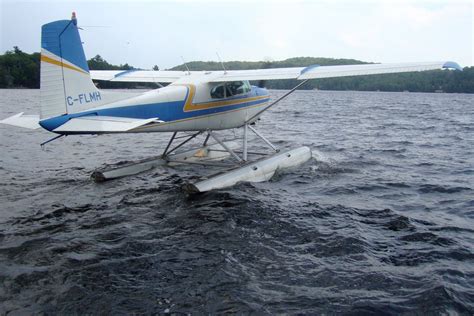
[39,72,271,134]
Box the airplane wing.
[53,116,164,133]
[209,61,462,82]
[90,61,461,83]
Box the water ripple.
[1,90,473,314]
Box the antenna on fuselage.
[180,56,191,75]
[216,52,227,74]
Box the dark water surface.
[0,89,473,314]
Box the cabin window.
[210,85,225,99]
[226,81,251,96]
[210,81,251,99]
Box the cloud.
[1,0,472,67]
[378,3,442,29]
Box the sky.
[1,0,472,69]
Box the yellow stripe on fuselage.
[177,84,269,112]
[40,55,88,75]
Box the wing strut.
[245,79,309,124]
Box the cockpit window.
[210,81,251,99]
[210,85,225,99]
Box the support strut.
[162,131,202,158]
[162,132,177,157]
[245,79,309,124]
[209,131,243,162]
[248,125,278,152]
[243,124,248,161]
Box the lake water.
[0,89,473,314]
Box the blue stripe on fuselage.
[39,95,270,132]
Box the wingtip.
[443,61,463,71]
[300,64,320,76]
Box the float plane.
[0,13,462,192]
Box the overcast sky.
[1,0,472,69]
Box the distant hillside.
[169,57,367,71]
[0,47,473,93]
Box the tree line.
[1,47,472,93]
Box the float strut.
[163,131,202,158]
[202,132,211,146]
[209,131,243,162]
[162,132,177,157]
[243,124,248,161]
[248,125,278,152]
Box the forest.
[1,47,473,93]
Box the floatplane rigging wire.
[0,13,462,192]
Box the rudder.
[40,13,101,119]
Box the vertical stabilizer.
[40,13,102,119]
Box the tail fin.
[40,13,102,119]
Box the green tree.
[0,46,40,88]
[1,47,473,93]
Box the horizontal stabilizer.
[53,116,164,133]
[0,112,40,129]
